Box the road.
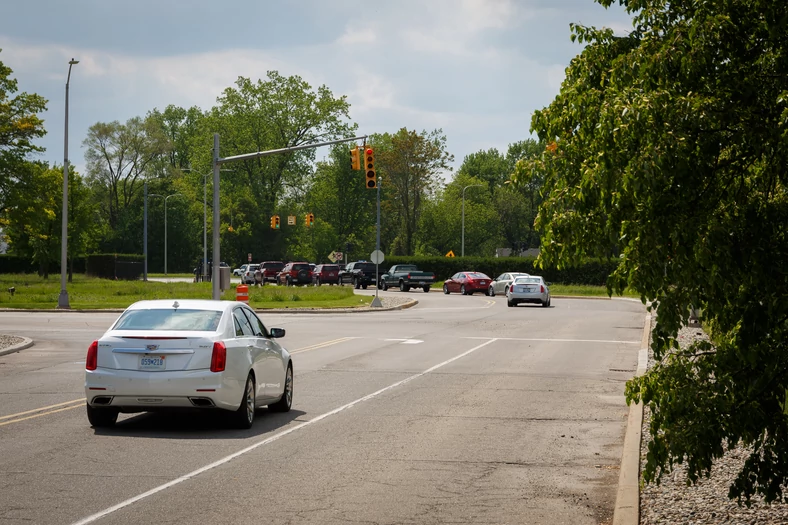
[0,290,645,525]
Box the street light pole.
[149,193,183,276]
[58,58,79,309]
[183,167,231,282]
[461,184,484,257]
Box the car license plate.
[419,281,425,285]
[329,272,335,276]
[139,355,165,370]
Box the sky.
[0,0,635,177]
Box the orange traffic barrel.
[236,284,249,303]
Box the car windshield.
[467,272,489,279]
[514,277,541,284]
[113,309,223,331]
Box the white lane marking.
[70,338,499,525]
[463,336,639,344]
[383,339,424,345]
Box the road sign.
[445,250,455,258]
[247,253,252,262]
[328,251,344,263]
[287,215,296,226]
[370,250,385,265]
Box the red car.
[277,262,313,286]
[312,264,341,286]
[260,261,285,283]
[443,271,492,295]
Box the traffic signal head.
[306,213,315,227]
[365,147,376,189]
[274,215,281,229]
[270,216,276,229]
[350,146,361,170]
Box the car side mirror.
[269,327,286,338]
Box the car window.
[467,272,489,279]
[292,263,310,270]
[241,308,268,337]
[451,273,460,280]
[233,316,244,337]
[355,263,375,272]
[496,274,507,281]
[323,265,339,271]
[113,309,222,331]
[233,308,255,336]
[514,277,541,284]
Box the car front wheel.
[380,280,388,291]
[443,284,449,294]
[86,404,119,428]
[269,364,293,413]
[460,285,467,295]
[488,286,495,297]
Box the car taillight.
[541,285,545,293]
[407,273,411,279]
[210,342,227,372]
[86,340,98,371]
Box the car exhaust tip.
[189,397,215,408]
[92,396,113,405]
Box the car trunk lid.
[97,331,217,371]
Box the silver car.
[507,275,551,307]
[487,272,530,297]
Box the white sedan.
[84,299,293,429]
[506,275,551,307]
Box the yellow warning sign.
[445,250,455,258]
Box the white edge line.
[71,338,499,525]
[463,336,640,344]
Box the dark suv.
[260,261,285,283]
[277,262,313,286]
[339,261,378,289]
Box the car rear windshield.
[113,309,223,331]
[247,264,260,270]
[514,277,541,284]
[292,263,310,270]
[356,263,376,272]
[467,272,489,279]
[263,262,284,269]
[321,265,339,271]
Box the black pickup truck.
[378,264,436,292]
[339,261,379,289]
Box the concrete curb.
[0,336,34,357]
[612,312,652,525]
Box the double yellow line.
[0,398,85,427]
[290,337,356,355]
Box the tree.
[519,0,788,504]
[373,128,454,256]
[0,50,47,211]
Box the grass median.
[0,274,372,310]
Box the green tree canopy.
[518,0,788,504]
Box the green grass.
[0,274,371,310]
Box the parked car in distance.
[488,272,530,297]
[339,261,379,289]
[442,272,492,295]
[84,299,293,429]
[242,264,260,285]
[378,264,436,292]
[233,264,249,277]
[507,275,551,307]
[260,261,285,284]
[278,262,313,286]
[312,264,341,286]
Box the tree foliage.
[520,0,788,504]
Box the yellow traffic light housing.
[271,215,280,229]
[365,147,376,189]
[350,146,361,170]
[305,213,315,227]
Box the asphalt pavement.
[0,289,645,525]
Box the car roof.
[124,300,240,312]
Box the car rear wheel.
[269,364,293,413]
[86,404,119,428]
[380,280,388,291]
[507,300,515,307]
[488,286,495,297]
[423,285,430,293]
[443,284,449,294]
[314,278,321,287]
[286,277,293,287]
[400,281,410,292]
[230,374,256,429]
[504,285,509,295]
[354,278,361,289]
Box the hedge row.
[377,256,618,286]
[0,254,144,280]
[0,255,87,274]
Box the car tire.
[86,404,119,428]
[400,281,410,292]
[315,278,321,287]
[269,364,293,413]
[507,300,514,307]
[504,285,509,295]
[286,277,293,287]
[354,278,361,289]
[460,284,467,295]
[230,374,256,429]
[423,285,430,293]
[380,280,388,291]
[443,284,449,294]
[488,286,495,297]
